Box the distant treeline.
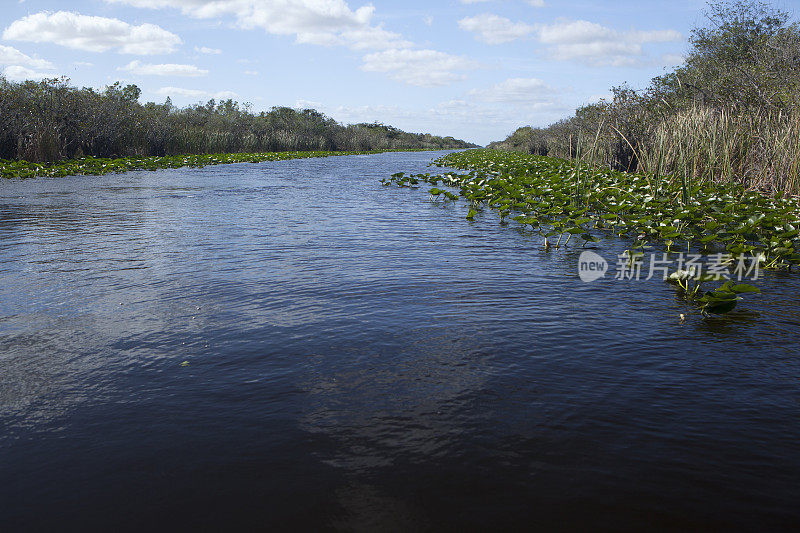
[490,0,800,195]
[0,78,478,163]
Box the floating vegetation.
[382,149,800,316]
[0,150,406,180]
[666,270,761,316]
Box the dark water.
[1,151,799,531]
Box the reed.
[638,107,800,195]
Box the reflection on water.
[1,151,799,531]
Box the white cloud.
[469,77,561,108]
[103,0,408,51]
[337,25,412,50]
[2,65,55,81]
[0,45,54,70]
[361,49,478,87]
[458,13,534,44]
[103,1,481,86]
[0,45,56,82]
[527,0,545,6]
[155,86,238,100]
[119,59,208,76]
[243,70,259,75]
[295,99,324,110]
[194,46,221,54]
[536,20,682,66]
[2,11,181,55]
[538,20,614,44]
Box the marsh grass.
[638,108,800,196]
[499,107,800,197]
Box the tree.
[682,0,800,112]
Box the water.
[1,151,799,531]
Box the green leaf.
[703,299,738,314]
[730,284,760,294]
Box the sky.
[0,0,754,145]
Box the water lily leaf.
[703,299,739,314]
[730,284,760,294]
[706,290,738,300]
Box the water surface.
[1,151,799,531]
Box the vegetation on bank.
[382,149,800,315]
[0,150,425,179]
[490,0,800,195]
[0,78,477,164]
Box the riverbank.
[0,149,431,179]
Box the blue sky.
[0,0,729,145]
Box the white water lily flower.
[668,268,696,281]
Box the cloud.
[336,26,412,50]
[104,1,477,86]
[103,0,408,51]
[2,65,55,81]
[527,0,545,6]
[119,59,208,76]
[458,13,534,44]
[155,86,238,100]
[3,11,181,55]
[361,49,478,87]
[0,45,54,70]
[194,46,221,54]
[469,77,562,108]
[295,99,324,110]
[536,20,682,66]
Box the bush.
[0,79,477,162]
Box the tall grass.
[638,108,800,195]
[492,107,800,197]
